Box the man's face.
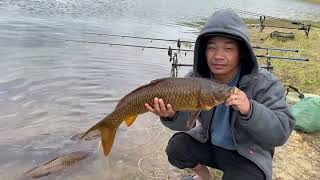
[206,36,240,76]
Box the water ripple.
[0,0,319,179]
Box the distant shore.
[305,0,320,4]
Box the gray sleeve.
[160,70,194,131]
[238,80,295,147]
[160,111,192,131]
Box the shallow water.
[0,0,319,179]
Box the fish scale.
[80,77,236,156]
[24,151,91,178]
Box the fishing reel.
[260,49,274,73]
[292,21,311,37]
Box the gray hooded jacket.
[161,9,295,180]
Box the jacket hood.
[193,9,258,79]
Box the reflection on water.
[0,18,186,178]
[0,0,319,179]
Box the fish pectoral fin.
[125,115,138,127]
[202,105,212,110]
[186,110,201,129]
[100,126,117,156]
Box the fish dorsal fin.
[131,78,172,94]
[130,78,173,94]
[125,115,138,127]
[116,78,173,108]
[149,77,173,84]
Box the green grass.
[248,20,320,94]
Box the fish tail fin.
[80,115,118,156]
[80,114,113,141]
[99,125,117,156]
[80,122,102,141]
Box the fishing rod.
[249,23,297,30]
[65,39,193,52]
[65,39,305,60]
[213,7,284,21]
[169,54,309,77]
[230,8,320,29]
[83,33,299,52]
[85,32,192,43]
[227,8,318,37]
[253,46,298,52]
[256,55,309,61]
[65,39,308,76]
[165,39,308,76]
[231,9,284,21]
[254,16,312,36]
[250,19,312,37]
[66,39,303,56]
[169,55,310,68]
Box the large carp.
[81,77,237,156]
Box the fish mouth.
[230,87,239,95]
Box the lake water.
[0,0,319,179]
